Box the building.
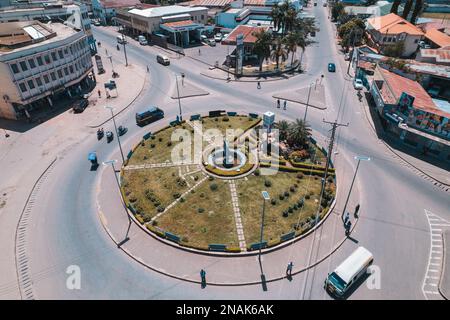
[370,65,450,160]
[0,21,94,120]
[222,24,269,59]
[0,1,97,53]
[216,5,272,28]
[423,28,450,49]
[115,5,209,47]
[366,13,424,57]
[416,48,450,66]
[343,1,392,20]
[91,0,141,25]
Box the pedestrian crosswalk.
[422,210,450,300]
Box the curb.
[87,71,148,129]
[199,71,300,83]
[170,92,210,100]
[438,231,449,300]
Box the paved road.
[1,2,449,300]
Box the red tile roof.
[424,28,450,49]
[420,48,450,64]
[367,13,424,36]
[162,20,195,28]
[222,25,269,45]
[378,67,449,118]
[100,0,141,9]
[179,0,264,6]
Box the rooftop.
[424,28,450,49]
[162,19,196,29]
[128,5,208,18]
[377,66,449,118]
[99,0,142,9]
[419,48,450,65]
[367,13,424,36]
[222,24,269,45]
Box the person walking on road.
[98,90,101,98]
[146,65,149,73]
[277,99,280,108]
[200,269,206,288]
[283,100,287,110]
[257,81,261,89]
[199,48,201,56]
[286,261,293,279]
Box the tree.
[390,0,402,15]
[282,31,305,65]
[331,2,345,22]
[410,0,424,24]
[284,7,298,35]
[287,119,311,149]
[253,29,272,71]
[276,120,290,141]
[271,38,288,70]
[271,5,282,32]
[338,19,366,51]
[384,41,405,58]
[402,0,414,19]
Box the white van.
[116,35,126,44]
[156,54,170,66]
[324,246,373,298]
[138,35,148,45]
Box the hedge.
[259,163,335,176]
[225,247,241,253]
[135,214,145,224]
[146,224,165,238]
[289,160,335,172]
[205,162,254,177]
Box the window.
[51,52,57,61]
[69,65,74,73]
[50,72,56,81]
[201,15,204,20]
[58,50,64,59]
[64,67,69,76]
[43,74,50,83]
[10,63,19,74]
[19,83,27,92]
[64,48,68,55]
[36,77,42,86]
[37,56,43,66]
[27,80,35,89]
[28,59,36,69]
[57,69,63,78]
[20,61,28,71]
[44,55,51,64]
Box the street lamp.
[175,74,183,122]
[303,82,314,123]
[259,191,270,262]
[104,106,125,163]
[341,155,370,224]
[107,54,117,78]
[118,24,128,67]
[102,159,129,220]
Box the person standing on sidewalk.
[277,99,280,108]
[98,90,101,98]
[283,100,287,110]
[257,81,261,89]
[286,261,293,280]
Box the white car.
[353,78,364,90]
[214,33,222,42]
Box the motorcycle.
[97,128,104,140]
[118,125,128,136]
[106,131,114,143]
[116,44,120,51]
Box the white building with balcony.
[0,21,94,120]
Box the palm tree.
[287,119,311,149]
[402,0,414,19]
[276,120,290,141]
[270,5,283,32]
[283,31,306,66]
[270,38,288,70]
[253,29,272,72]
[284,7,298,35]
[410,0,424,24]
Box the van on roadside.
[138,35,148,45]
[116,35,126,44]
[156,54,170,66]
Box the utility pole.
[347,29,361,76]
[175,75,183,121]
[303,82,314,123]
[119,24,128,66]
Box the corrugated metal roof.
[425,28,450,49]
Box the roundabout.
[117,114,337,254]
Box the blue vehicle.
[328,63,336,72]
[136,107,164,126]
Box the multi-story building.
[91,0,141,25]
[0,1,97,54]
[0,21,94,120]
[366,13,424,57]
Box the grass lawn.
[236,171,327,245]
[155,178,239,248]
[122,167,190,219]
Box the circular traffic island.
[120,114,336,254]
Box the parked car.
[353,78,364,90]
[93,20,101,26]
[328,63,336,72]
[323,3,327,6]
[138,35,148,45]
[214,33,223,42]
[72,99,89,113]
[207,39,216,46]
[156,54,170,66]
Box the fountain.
[207,138,247,172]
[223,140,234,168]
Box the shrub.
[150,144,155,148]
[282,210,289,217]
[288,207,294,213]
[142,213,152,223]
[200,192,205,198]
[129,196,137,203]
[141,141,145,146]
[279,194,285,201]
[167,141,172,147]
[157,206,165,212]
[151,220,158,226]
[271,198,277,206]
[284,191,290,197]
[297,173,304,179]
[151,135,155,140]
[298,199,304,207]
[254,169,260,176]
[210,183,218,191]
[223,116,229,122]
[327,176,334,183]
[198,207,205,213]
[305,194,310,200]
[173,192,181,199]
[193,175,199,181]
[143,155,148,160]
[158,137,163,142]
[214,118,219,122]
[208,176,214,181]
[181,236,189,243]
[264,179,272,188]
[294,204,299,210]
[179,197,185,203]
[290,186,296,193]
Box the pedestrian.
[106,91,110,99]
[283,100,287,110]
[200,269,206,288]
[198,48,201,56]
[257,81,261,89]
[354,204,360,218]
[345,220,352,236]
[98,89,101,98]
[286,261,293,278]
[146,65,149,73]
[277,99,280,108]
[344,212,350,224]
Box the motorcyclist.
[116,44,120,51]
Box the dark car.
[73,99,89,113]
[136,107,164,126]
[328,63,336,72]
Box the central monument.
[223,139,234,168]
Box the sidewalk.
[272,84,327,110]
[439,230,450,299]
[171,80,209,99]
[200,67,301,82]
